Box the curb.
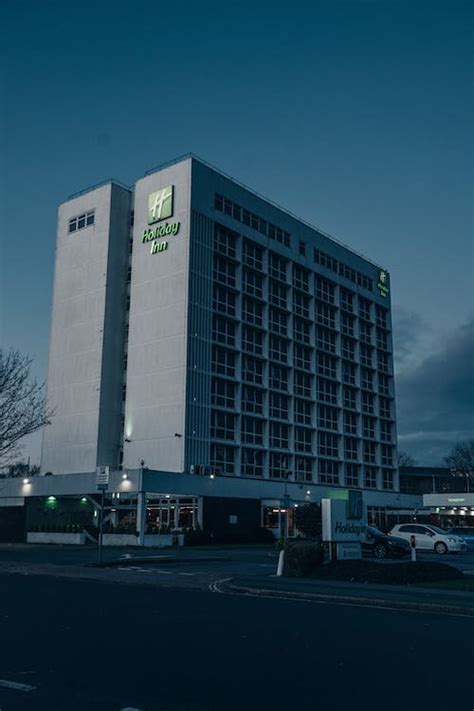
[218,579,474,617]
[92,555,232,568]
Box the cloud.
[396,318,474,465]
[392,307,430,372]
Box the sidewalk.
[225,574,474,616]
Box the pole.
[98,489,104,565]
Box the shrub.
[283,541,325,577]
[312,560,464,585]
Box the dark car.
[362,526,411,559]
[447,527,474,550]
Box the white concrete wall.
[123,160,192,472]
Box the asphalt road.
[0,573,472,711]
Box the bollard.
[276,549,285,576]
[410,534,417,562]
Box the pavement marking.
[0,679,36,692]
[120,707,144,710]
[178,572,196,576]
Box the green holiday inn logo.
[148,185,173,224]
[378,269,389,297]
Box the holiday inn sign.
[143,185,180,255]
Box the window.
[270,422,289,449]
[295,427,312,453]
[295,456,313,482]
[269,335,287,363]
[316,327,336,353]
[359,344,373,368]
[269,252,288,282]
[376,305,388,329]
[359,321,372,345]
[315,277,335,304]
[269,364,288,391]
[243,268,263,299]
[211,411,235,440]
[213,256,236,287]
[378,374,390,396]
[242,355,263,385]
[215,194,291,247]
[359,297,372,322]
[342,337,355,361]
[212,316,235,347]
[361,392,374,414]
[377,330,389,351]
[381,445,393,466]
[269,452,290,479]
[316,302,336,329]
[294,399,312,426]
[210,444,234,474]
[344,411,357,435]
[382,469,394,490]
[293,265,310,292]
[379,397,391,419]
[345,464,359,488]
[293,291,310,318]
[242,386,264,414]
[299,241,306,256]
[340,288,354,313]
[242,239,263,270]
[317,353,337,379]
[68,210,95,233]
[214,224,237,258]
[295,371,312,398]
[269,393,288,420]
[242,297,263,327]
[317,377,337,404]
[294,344,312,371]
[380,420,392,443]
[341,313,354,336]
[241,417,264,445]
[343,386,357,410]
[242,449,264,477]
[362,416,375,439]
[344,437,358,461]
[342,361,356,385]
[365,466,377,488]
[269,307,287,336]
[294,318,311,344]
[242,326,263,355]
[212,347,235,378]
[318,432,339,457]
[269,280,287,309]
[319,459,339,484]
[317,405,338,431]
[314,249,373,293]
[377,350,390,373]
[213,286,236,317]
[363,441,376,464]
[361,367,373,391]
[211,379,235,409]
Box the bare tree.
[398,450,417,467]
[0,348,52,465]
[444,440,474,493]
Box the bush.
[184,526,213,546]
[283,541,325,577]
[311,560,464,585]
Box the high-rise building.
[41,154,400,533]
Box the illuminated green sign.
[378,270,389,297]
[142,222,180,256]
[148,185,173,224]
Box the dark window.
[317,404,338,431]
[211,411,235,440]
[319,459,339,484]
[242,449,264,477]
[295,427,312,453]
[269,452,290,479]
[241,417,264,445]
[269,364,288,391]
[295,456,313,482]
[318,432,339,457]
[242,386,264,414]
[242,356,264,385]
[294,399,312,426]
[269,422,289,449]
[211,378,235,409]
[212,346,235,378]
[210,444,234,474]
[269,393,288,420]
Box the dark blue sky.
[2,0,473,465]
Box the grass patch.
[307,560,464,585]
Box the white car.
[388,524,467,555]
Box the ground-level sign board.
[96,466,110,490]
[336,542,362,560]
[321,498,366,543]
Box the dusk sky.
[2,0,473,466]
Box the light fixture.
[124,437,131,443]
[210,473,215,479]
[122,473,128,480]
[80,497,87,503]
[174,433,182,438]
[306,490,310,495]
[23,478,29,484]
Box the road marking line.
[0,679,36,692]
[120,707,145,710]
[179,572,196,576]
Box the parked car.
[362,526,411,559]
[388,524,467,554]
[447,527,474,551]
